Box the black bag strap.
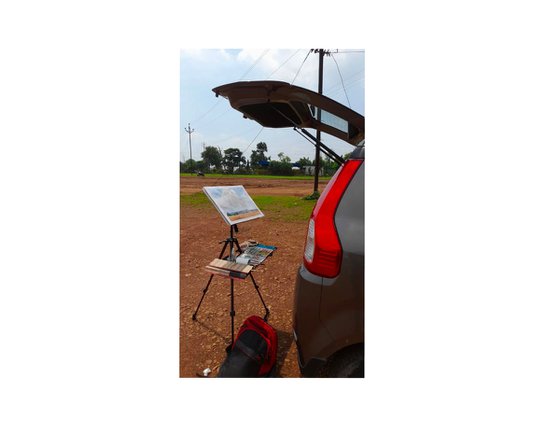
[234,338,265,363]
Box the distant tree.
[321,155,339,176]
[201,146,222,170]
[183,158,196,173]
[269,160,293,176]
[295,156,313,167]
[277,152,291,164]
[236,158,252,175]
[195,160,206,172]
[223,147,245,173]
[269,151,293,175]
[250,141,270,167]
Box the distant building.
[301,165,324,176]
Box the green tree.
[182,158,196,173]
[269,160,293,176]
[195,160,206,172]
[296,156,313,167]
[277,152,291,164]
[321,155,339,176]
[236,157,252,175]
[250,141,270,167]
[201,146,222,170]
[223,147,245,173]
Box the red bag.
[218,316,278,377]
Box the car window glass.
[312,107,349,134]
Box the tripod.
[192,224,270,348]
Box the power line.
[238,49,269,80]
[331,49,365,53]
[193,104,233,130]
[189,49,270,127]
[189,50,269,133]
[242,127,264,155]
[330,53,351,108]
[291,49,312,84]
[325,78,364,97]
[211,124,262,145]
[267,49,301,79]
[324,68,364,92]
[325,75,364,98]
[189,100,221,125]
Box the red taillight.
[303,159,363,278]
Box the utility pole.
[185,123,194,168]
[313,49,325,197]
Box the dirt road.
[180,175,324,378]
[180,174,329,196]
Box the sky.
[179,49,364,164]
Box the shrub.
[268,161,293,176]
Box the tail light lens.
[303,159,363,278]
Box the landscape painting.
[202,185,264,225]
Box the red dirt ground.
[180,176,328,378]
[180,175,329,196]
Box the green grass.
[180,192,209,207]
[180,192,316,222]
[180,173,332,181]
[254,195,316,222]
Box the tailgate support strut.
[294,128,344,165]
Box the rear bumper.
[293,328,326,377]
[292,262,364,377]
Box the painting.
[202,185,264,226]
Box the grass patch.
[180,173,332,181]
[180,193,316,222]
[253,196,316,222]
[180,192,209,207]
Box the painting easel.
[192,223,269,348]
[192,186,271,349]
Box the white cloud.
[181,48,233,63]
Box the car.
[213,80,365,377]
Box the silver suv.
[213,81,365,377]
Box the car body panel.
[320,162,364,342]
[293,158,365,376]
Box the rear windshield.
[312,107,361,141]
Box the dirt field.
[180,175,329,197]
[180,175,328,378]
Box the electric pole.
[185,123,194,168]
[313,49,325,197]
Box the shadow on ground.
[274,330,294,377]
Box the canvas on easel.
[202,185,264,226]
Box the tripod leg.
[192,274,214,320]
[234,237,269,320]
[192,239,231,321]
[233,238,243,253]
[229,278,235,347]
[249,273,270,321]
[218,239,230,259]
